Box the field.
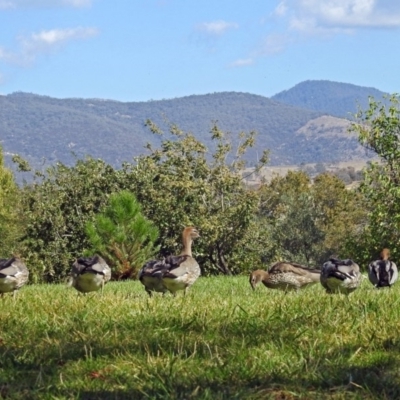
[244,159,375,185]
[1,276,400,399]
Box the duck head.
[249,270,266,290]
[183,226,200,240]
[380,248,390,260]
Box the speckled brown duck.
[250,261,321,292]
[368,248,398,288]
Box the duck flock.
[0,226,398,298]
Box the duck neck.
[381,249,390,260]
[261,270,269,280]
[181,233,193,257]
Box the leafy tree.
[123,122,269,275]
[85,191,159,279]
[0,146,23,257]
[311,173,367,263]
[350,95,400,263]
[21,157,123,282]
[259,172,323,265]
[258,171,366,266]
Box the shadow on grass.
[1,341,400,399]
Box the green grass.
[1,276,400,399]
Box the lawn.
[1,275,400,399]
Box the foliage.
[20,157,123,282]
[350,95,400,264]
[123,122,269,275]
[2,278,400,399]
[0,145,24,257]
[258,171,366,266]
[312,173,367,263]
[86,191,159,279]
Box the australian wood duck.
[320,257,362,294]
[139,226,200,296]
[0,257,29,298]
[70,255,111,294]
[368,248,398,288]
[250,261,321,292]
[138,255,189,296]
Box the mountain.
[271,80,388,118]
[0,81,381,175]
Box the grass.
[1,276,400,399]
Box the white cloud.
[19,27,98,63]
[231,0,400,67]
[195,20,239,36]
[0,0,91,9]
[274,1,288,17]
[229,58,254,68]
[27,27,98,46]
[0,0,13,8]
[276,0,400,33]
[0,27,98,67]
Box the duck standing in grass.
[70,255,111,294]
[320,257,361,294]
[368,248,398,288]
[0,257,29,298]
[139,226,200,296]
[249,261,321,292]
[139,255,191,296]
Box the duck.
[138,255,191,296]
[0,257,29,298]
[139,226,200,296]
[249,261,321,292]
[368,248,398,288]
[70,255,111,294]
[320,257,362,294]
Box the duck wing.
[269,262,320,276]
[73,255,109,276]
[162,255,195,278]
[369,260,398,287]
[323,258,359,280]
[0,257,18,277]
[0,258,28,278]
[0,257,16,270]
[139,259,167,279]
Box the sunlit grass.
[1,276,400,399]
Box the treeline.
[1,97,399,283]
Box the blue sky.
[1,0,400,102]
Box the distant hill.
[271,80,388,118]
[0,81,381,175]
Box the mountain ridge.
[1,80,385,174]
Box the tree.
[350,95,400,263]
[85,191,159,279]
[258,171,366,266]
[122,122,269,275]
[311,172,367,263]
[0,146,23,257]
[21,157,124,282]
[259,171,323,265]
